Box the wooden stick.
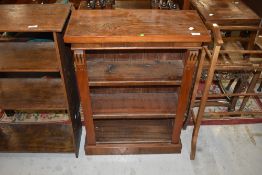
[191,38,221,160]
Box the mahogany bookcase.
[64,9,210,155]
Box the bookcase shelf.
[0,42,59,72]
[91,91,178,119]
[0,78,67,110]
[0,124,75,153]
[87,57,184,86]
[94,119,173,144]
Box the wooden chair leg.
[217,79,230,101]
[190,128,198,160]
[228,79,246,112]
[244,31,257,58]
[225,79,235,91]
[239,71,261,110]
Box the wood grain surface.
[91,91,178,119]
[64,10,211,43]
[0,124,75,153]
[191,0,260,25]
[94,119,173,143]
[86,50,184,86]
[0,78,67,110]
[0,4,71,32]
[0,42,59,72]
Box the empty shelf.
[0,78,67,110]
[0,123,75,153]
[88,59,184,86]
[0,42,59,72]
[91,91,178,119]
[95,119,173,144]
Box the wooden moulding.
[0,42,59,72]
[0,78,67,110]
[0,123,75,153]
[85,119,182,155]
[71,43,202,50]
[85,143,182,155]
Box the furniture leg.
[247,31,257,50]
[244,31,257,58]
[228,78,246,112]
[239,71,261,111]
[225,79,235,91]
[217,79,231,102]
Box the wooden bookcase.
[0,4,82,156]
[64,10,210,155]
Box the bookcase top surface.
[0,4,71,32]
[64,10,211,44]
